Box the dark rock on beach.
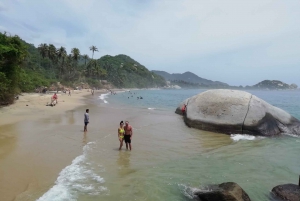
[272,184,300,201]
[194,182,251,201]
[176,89,300,136]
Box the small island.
[247,80,298,90]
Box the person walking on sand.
[84,109,89,132]
[124,121,133,150]
[118,121,125,150]
[68,89,71,96]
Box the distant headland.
[152,70,298,90]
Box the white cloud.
[0,0,300,85]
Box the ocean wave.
[36,142,107,201]
[178,184,198,199]
[148,108,155,110]
[99,93,109,104]
[178,184,214,200]
[230,134,264,141]
[283,133,300,138]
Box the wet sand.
[0,90,106,201]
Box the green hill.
[97,55,166,88]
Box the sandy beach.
[0,90,106,126]
[0,90,107,201]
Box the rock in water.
[272,184,300,201]
[194,182,251,201]
[175,89,300,136]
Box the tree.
[93,64,106,80]
[83,54,89,66]
[71,48,80,62]
[57,47,67,77]
[86,60,95,77]
[89,45,98,59]
[48,44,57,63]
[65,54,74,81]
[38,43,48,58]
[0,33,26,104]
[57,46,67,60]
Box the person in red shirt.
[181,104,187,116]
[51,93,58,105]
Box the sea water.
[36,89,300,201]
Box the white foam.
[148,108,155,110]
[230,134,264,141]
[37,142,107,201]
[284,133,300,138]
[99,93,109,104]
[178,184,202,200]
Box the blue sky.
[1,0,300,86]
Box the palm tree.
[57,47,67,77]
[89,45,98,59]
[83,54,89,66]
[38,43,48,58]
[86,60,95,77]
[66,54,73,81]
[93,64,106,80]
[48,44,57,63]
[57,46,67,60]
[71,48,80,62]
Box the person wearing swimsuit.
[124,121,133,151]
[118,121,125,150]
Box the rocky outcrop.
[176,89,300,136]
[272,184,300,201]
[194,182,251,201]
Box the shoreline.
[0,88,139,201]
[0,89,108,127]
[0,89,107,201]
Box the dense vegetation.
[0,32,166,105]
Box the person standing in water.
[84,109,89,132]
[118,121,125,150]
[124,121,133,150]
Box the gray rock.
[272,184,300,201]
[194,182,251,201]
[176,89,300,136]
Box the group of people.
[118,121,133,150]
[83,109,133,151]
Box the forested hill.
[152,70,228,87]
[97,55,166,88]
[0,32,166,105]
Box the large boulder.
[194,182,251,201]
[272,184,300,201]
[176,89,300,136]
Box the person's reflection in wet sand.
[68,110,75,125]
[82,131,88,145]
[117,151,134,177]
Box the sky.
[1,0,300,86]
